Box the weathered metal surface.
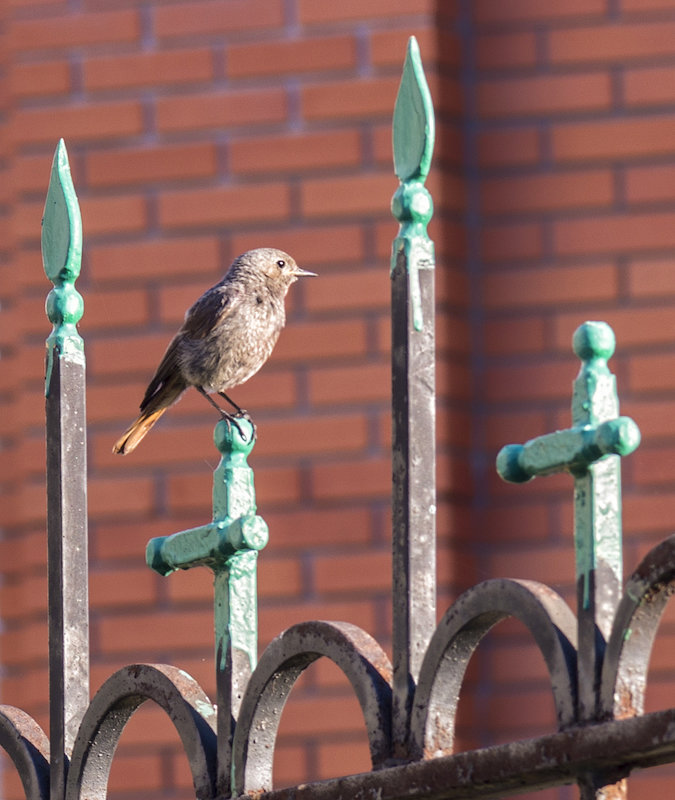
[232,620,392,795]
[65,664,216,800]
[390,35,437,759]
[497,322,641,799]
[236,706,675,800]
[0,706,50,800]
[42,138,89,800]
[146,417,266,798]
[410,579,577,760]
[601,535,675,720]
[497,322,640,715]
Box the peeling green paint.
[146,417,267,673]
[391,36,435,332]
[42,139,84,394]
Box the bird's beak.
[293,266,317,278]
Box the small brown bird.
[113,248,315,455]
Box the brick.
[81,194,148,236]
[478,128,541,168]
[625,66,675,108]
[273,319,368,362]
[305,268,388,313]
[87,333,171,379]
[86,142,217,187]
[107,752,163,793]
[623,399,675,439]
[481,169,613,215]
[484,317,547,356]
[626,163,675,205]
[228,35,356,79]
[483,263,618,309]
[259,599,379,647]
[264,506,372,549]
[231,130,361,176]
[88,236,221,283]
[317,738,372,781]
[473,0,607,23]
[84,48,213,91]
[628,258,675,298]
[10,9,140,52]
[90,566,157,609]
[159,183,291,228]
[156,89,287,133]
[481,222,544,262]
[309,362,389,405]
[553,116,675,162]
[231,224,364,267]
[97,609,212,654]
[273,742,310,788]
[154,0,284,39]
[298,0,431,23]
[476,31,538,70]
[301,173,395,218]
[633,445,675,486]
[312,457,389,500]
[302,77,399,121]
[629,352,675,392]
[554,211,675,256]
[10,60,70,98]
[622,0,675,9]
[485,358,576,404]
[314,550,390,593]
[550,21,675,65]
[624,492,675,534]
[83,287,149,329]
[478,73,611,118]
[254,413,369,458]
[11,100,144,145]
[88,476,156,517]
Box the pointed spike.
[392,36,435,183]
[42,138,82,285]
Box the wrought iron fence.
[1,36,675,800]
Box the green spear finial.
[391,36,435,332]
[42,139,84,394]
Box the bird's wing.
[181,287,233,339]
[139,337,184,412]
[139,288,233,412]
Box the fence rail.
[0,35,674,800]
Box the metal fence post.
[390,36,437,759]
[146,417,268,798]
[42,139,90,800]
[497,321,641,798]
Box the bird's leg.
[218,392,257,438]
[196,386,247,440]
[218,391,247,417]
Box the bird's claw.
[219,409,256,442]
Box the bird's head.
[233,248,317,292]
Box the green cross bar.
[146,417,268,797]
[497,321,641,721]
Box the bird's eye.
[276,259,286,269]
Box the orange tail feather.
[112,407,167,455]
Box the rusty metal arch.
[410,578,578,760]
[601,534,675,720]
[232,620,393,796]
[65,664,216,800]
[0,706,49,800]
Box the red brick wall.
[2,1,675,799]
